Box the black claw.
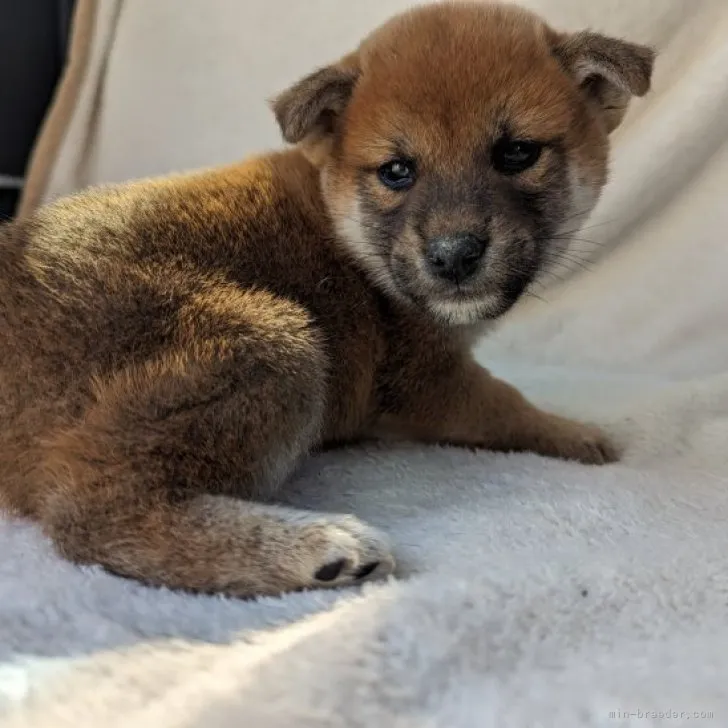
[315,558,346,582]
[354,562,380,580]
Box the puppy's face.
[274,2,654,326]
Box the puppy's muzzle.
[425,233,487,284]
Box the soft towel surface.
[4,0,728,725]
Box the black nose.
[426,234,487,283]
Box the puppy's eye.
[377,159,416,190]
[492,140,542,175]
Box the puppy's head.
[273,2,654,326]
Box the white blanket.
[3,1,728,725]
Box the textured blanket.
[3,0,728,725]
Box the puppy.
[0,2,653,597]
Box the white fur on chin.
[429,296,501,327]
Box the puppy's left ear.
[555,32,656,132]
[271,54,360,155]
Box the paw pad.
[315,558,347,582]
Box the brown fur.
[0,3,654,597]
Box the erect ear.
[554,31,656,133]
[271,55,360,147]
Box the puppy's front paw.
[531,416,619,465]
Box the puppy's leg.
[44,490,393,596]
[37,305,393,597]
[378,355,617,464]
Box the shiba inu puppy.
[0,2,654,596]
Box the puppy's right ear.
[554,32,655,133]
[271,57,360,146]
